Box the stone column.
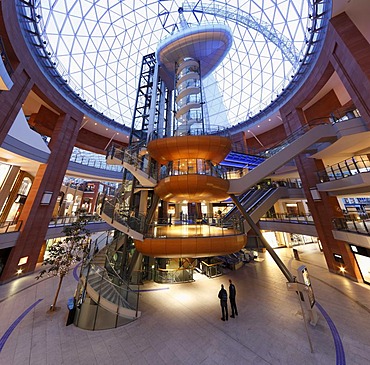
[0,170,31,224]
[0,112,82,282]
[0,66,33,144]
[281,108,362,281]
[329,13,370,126]
[0,165,20,220]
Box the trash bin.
[293,248,300,261]
[66,297,76,326]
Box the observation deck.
[156,22,233,81]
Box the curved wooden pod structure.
[155,174,229,203]
[134,234,246,258]
[147,135,232,164]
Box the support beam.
[229,193,295,283]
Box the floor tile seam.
[311,276,370,315]
[0,298,44,353]
[277,251,370,313]
[0,276,51,304]
[278,251,328,271]
[192,314,280,364]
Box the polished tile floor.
[1,244,370,365]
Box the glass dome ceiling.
[35,0,315,128]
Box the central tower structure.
[147,8,234,204]
[132,9,246,257]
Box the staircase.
[228,123,337,194]
[82,265,140,320]
[106,146,157,187]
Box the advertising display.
[298,265,315,308]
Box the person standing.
[218,284,228,321]
[229,279,238,318]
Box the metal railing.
[317,155,370,182]
[160,159,229,180]
[153,267,194,284]
[145,215,245,239]
[0,220,22,234]
[147,125,230,142]
[254,121,331,158]
[332,217,370,236]
[70,150,124,173]
[200,260,223,278]
[83,263,139,311]
[102,197,146,234]
[106,145,158,181]
[100,193,245,238]
[48,214,101,227]
[260,213,314,224]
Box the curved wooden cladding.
[155,174,229,203]
[147,135,232,164]
[134,234,246,258]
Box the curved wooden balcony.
[134,231,245,258]
[155,174,229,202]
[147,135,231,164]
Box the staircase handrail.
[107,145,158,181]
[255,121,331,158]
[86,263,138,310]
[223,187,276,222]
[102,196,146,234]
[317,154,370,182]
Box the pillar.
[0,165,20,221]
[0,66,33,144]
[0,112,83,282]
[139,190,149,216]
[281,108,362,281]
[0,171,32,224]
[329,13,370,127]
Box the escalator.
[228,123,336,195]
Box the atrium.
[1,0,370,363]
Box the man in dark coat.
[229,279,238,318]
[218,284,228,321]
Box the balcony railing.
[332,217,370,236]
[147,125,230,141]
[106,145,158,181]
[70,150,124,173]
[48,214,101,228]
[153,267,194,284]
[145,215,245,239]
[0,220,22,234]
[260,213,314,224]
[318,155,370,182]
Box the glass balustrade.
[318,155,370,182]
